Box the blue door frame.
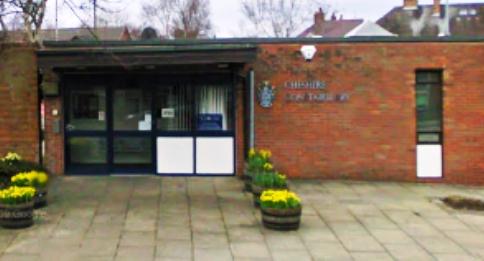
[63,72,237,176]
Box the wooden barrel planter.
[34,188,48,209]
[242,173,253,192]
[0,177,8,190]
[252,184,264,207]
[261,206,302,231]
[0,201,34,229]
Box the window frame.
[415,69,444,145]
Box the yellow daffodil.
[248,148,256,158]
[0,186,36,205]
[263,163,273,171]
[259,149,272,160]
[259,189,301,209]
[11,171,48,188]
[2,152,22,162]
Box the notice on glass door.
[138,121,151,131]
[144,113,152,123]
[98,111,105,121]
[162,108,175,118]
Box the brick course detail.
[251,42,484,185]
[0,45,39,163]
[3,41,483,185]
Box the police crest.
[257,81,276,108]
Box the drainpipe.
[445,0,451,36]
[249,69,255,148]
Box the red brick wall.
[0,45,39,162]
[236,80,246,177]
[38,41,483,184]
[251,42,484,185]
[43,97,64,175]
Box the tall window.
[416,70,443,144]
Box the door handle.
[66,124,75,132]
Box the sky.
[43,0,483,37]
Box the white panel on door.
[157,137,193,174]
[417,144,442,178]
[196,137,234,174]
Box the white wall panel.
[196,137,234,174]
[157,137,194,174]
[417,144,442,178]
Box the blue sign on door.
[198,114,223,130]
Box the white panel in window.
[417,145,442,178]
[196,137,234,174]
[157,137,193,174]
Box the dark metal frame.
[415,69,444,145]
[63,71,237,176]
[415,69,444,179]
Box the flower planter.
[34,187,48,209]
[0,177,8,190]
[242,172,253,192]
[261,206,302,231]
[252,184,264,207]
[0,201,34,229]
[252,184,288,207]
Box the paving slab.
[1,177,484,261]
[156,240,192,259]
[229,242,271,259]
[306,242,352,260]
[271,249,312,261]
[351,251,394,261]
[119,231,156,247]
[115,246,155,261]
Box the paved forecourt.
[1,177,484,260]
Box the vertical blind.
[157,84,192,131]
[198,85,230,130]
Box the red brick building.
[0,44,39,162]
[1,38,483,185]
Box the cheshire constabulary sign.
[284,80,349,103]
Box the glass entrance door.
[65,76,154,175]
[112,84,154,173]
[65,85,109,174]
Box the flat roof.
[40,36,484,49]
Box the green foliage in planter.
[253,172,287,188]
[246,148,272,175]
[0,160,47,179]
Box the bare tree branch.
[0,0,48,45]
[0,1,7,40]
[142,0,212,39]
[241,0,331,37]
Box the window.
[197,84,233,131]
[416,71,443,143]
[113,137,151,164]
[113,89,152,131]
[68,87,106,131]
[156,84,193,131]
[155,82,233,132]
[68,137,107,164]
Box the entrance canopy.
[37,41,258,70]
[37,41,257,176]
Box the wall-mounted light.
[300,45,317,62]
